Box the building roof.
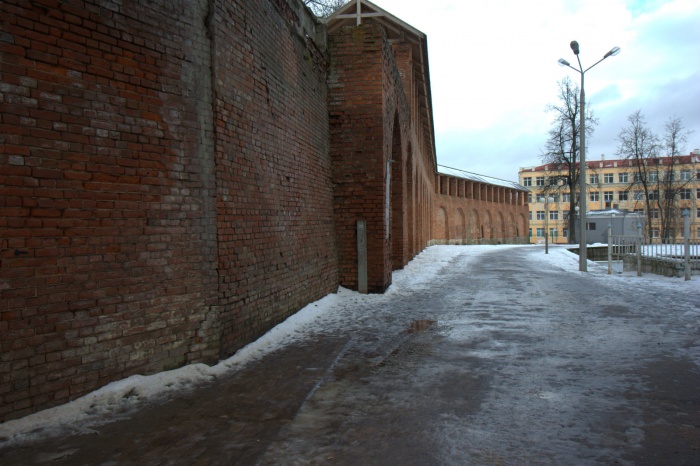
[438,165,528,191]
[587,209,644,217]
[327,0,436,170]
[520,153,700,174]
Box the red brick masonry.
[0,0,528,421]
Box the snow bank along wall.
[0,0,529,421]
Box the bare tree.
[304,0,348,18]
[542,77,598,243]
[617,112,695,242]
[656,116,693,241]
[616,110,659,239]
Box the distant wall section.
[432,174,529,244]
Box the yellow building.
[519,151,700,244]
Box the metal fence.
[607,218,698,280]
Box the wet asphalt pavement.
[2,245,699,465]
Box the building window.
[536,211,545,220]
[680,189,691,200]
[563,228,569,238]
[549,228,558,238]
[664,170,675,182]
[697,189,700,200]
[619,172,628,183]
[536,176,545,186]
[589,191,600,202]
[680,170,691,181]
[634,209,644,215]
[604,191,614,202]
[648,171,658,182]
[648,190,659,200]
[651,228,659,238]
[550,211,559,220]
[586,222,597,231]
[528,193,533,203]
[536,228,545,237]
[633,190,644,200]
[562,193,571,203]
[537,195,546,203]
[650,209,659,219]
[523,177,532,186]
[589,173,599,184]
[618,191,628,201]
[604,173,614,184]
[563,211,570,220]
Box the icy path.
[2,245,699,465]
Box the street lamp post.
[558,41,620,272]
[545,196,554,254]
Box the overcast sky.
[368,0,700,182]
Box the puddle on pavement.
[601,304,632,317]
[406,319,436,334]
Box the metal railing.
[640,240,700,260]
[607,233,642,276]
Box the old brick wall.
[210,0,339,355]
[1,0,527,423]
[0,0,220,421]
[0,0,338,421]
[328,23,437,293]
[327,24,388,292]
[390,42,436,264]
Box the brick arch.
[455,207,466,244]
[470,209,480,241]
[518,213,528,239]
[435,206,448,241]
[416,179,424,252]
[497,211,506,241]
[390,110,406,270]
[406,142,414,259]
[483,210,493,240]
[425,180,432,247]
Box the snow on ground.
[1,244,697,446]
[529,244,700,351]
